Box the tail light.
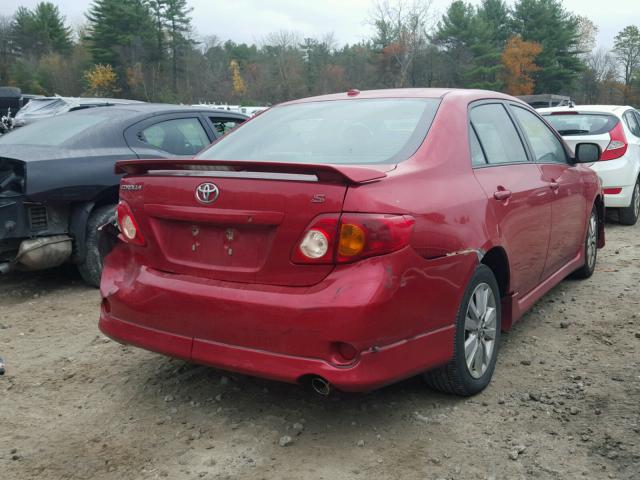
[600,121,628,161]
[116,200,146,245]
[292,213,415,264]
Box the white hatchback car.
[539,105,640,225]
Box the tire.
[424,264,501,396]
[77,205,116,287]
[572,206,598,279]
[619,180,640,226]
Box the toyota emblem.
[195,182,219,204]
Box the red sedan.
[99,89,605,396]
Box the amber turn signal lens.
[338,223,365,257]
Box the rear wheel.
[573,207,598,279]
[77,205,116,287]
[619,180,640,226]
[424,265,501,396]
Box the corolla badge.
[195,182,219,204]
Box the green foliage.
[85,0,159,94]
[511,0,584,94]
[434,0,506,90]
[0,0,628,105]
[11,2,72,58]
[613,26,640,86]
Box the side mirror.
[574,143,601,163]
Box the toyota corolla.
[99,89,605,396]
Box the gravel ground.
[1,220,639,480]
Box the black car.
[0,104,247,286]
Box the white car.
[539,105,640,225]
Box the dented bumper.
[99,242,478,391]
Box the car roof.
[61,102,249,120]
[538,105,636,115]
[278,88,525,106]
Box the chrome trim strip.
[145,170,319,182]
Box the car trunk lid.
[116,159,389,286]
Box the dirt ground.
[1,220,639,480]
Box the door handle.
[493,189,512,201]
[549,181,560,191]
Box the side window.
[141,118,210,155]
[512,106,568,164]
[469,126,487,166]
[209,117,244,136]
[624,111,640,137]
[634,111,640,135]
[469,103,529,165]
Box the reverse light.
[299,229,331,259]
[292,214,415,264]
[291,216,338,264]
[600,121,628,161]
[116,200,145,245]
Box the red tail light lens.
[603,187,622,195]
[292,214,415,264]
[116,200,146,246]
[337,214,415,263]
[600,121,628,161]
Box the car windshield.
[543,113,618,136]
[197,98,441,165]
[0,113,108,146]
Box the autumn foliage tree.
[84,63,118,97]
[501,35,542,95]
[229,59,246,96]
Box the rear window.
[0,113,108,146]
[543,113,618,136]
[197,98,441,165]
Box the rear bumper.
[99,313,455,392]
[590,157,639,208]
[99,243,477,391]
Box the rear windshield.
[197,98,441,165]
[0,113,108,146]
[543,113,618,136]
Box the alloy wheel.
[464,283,497,379]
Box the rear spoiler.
[115,159,388,184]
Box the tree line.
[0,0,639,106]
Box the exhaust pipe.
[310,376,332,396]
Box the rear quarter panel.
[342,93,495,334]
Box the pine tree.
[434,1,481,87]
[162,0,193,92]
[11,2,72,58]
[511,0,583,94]
[85,0,159,94]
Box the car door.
[470,102,552,297]
[125,114,214,159]
[510,104,587,279]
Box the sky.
[3,0,639,49]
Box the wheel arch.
[69,186,119,263]
[480,246,513,331]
